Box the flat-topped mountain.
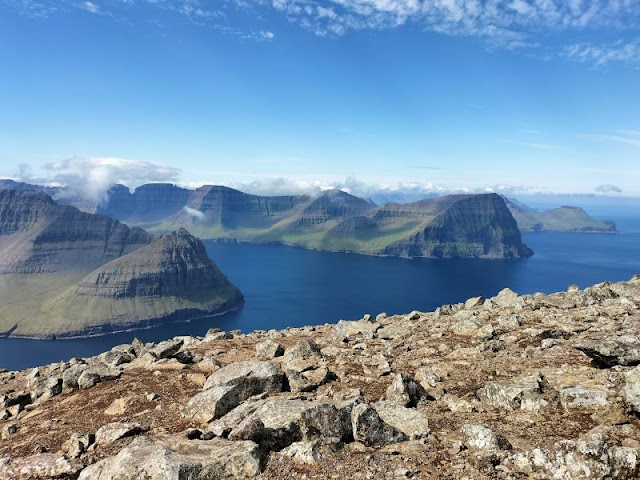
[503,196,617,233]
[381,194,532,258]
[0,190,243,338]
[49,183,531,259]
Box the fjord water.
[1,215,639,371]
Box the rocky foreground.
[3,277,640,479]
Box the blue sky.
[1,0,639,198]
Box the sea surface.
[1,215,639,371]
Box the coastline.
[0,301,244,341]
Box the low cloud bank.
[19,157,181,205]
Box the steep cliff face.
[292,189,374,227]
[0,190,155,274]
[73,228,236,299]
[181,185,308,229]
[0,190,243,337]
[0,183,534,260]
[383,194,533,258]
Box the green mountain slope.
[136,188,532,259]
[0,190,243,338]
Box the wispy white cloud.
[183,206,206,218]
[5,0,640,64]
[502,139,567,150]
[564,39,640,67]
[261,0,640,51]
[3,0,60,18]
[79,1,100,14]
[583,132,640,148]
[618,129,640,136]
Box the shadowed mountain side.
[503,197,617,233]
[383,194,533,258]
[0,183,534,259]
[0,190,243,338]
[37,229,243,338]
[113,188,534,259]
[0,189,155,275]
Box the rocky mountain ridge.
[2,275,640,479]
[503,197,617,233]
[97,185,533,259]
[0,190,243,338]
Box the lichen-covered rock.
[385,373,430,407]
[282,339,323,372]
[95,422,148,446]
[279,438,342,465]
[351,403,408,447]
[461,424,512,453]
[373,402,430,440]
[183,361,284,423]
[505,432,639,480]
[255,340,284,359]
[78,435,263,480]
[575,335,640,367]
[0,453,83,480]
[559,384,610,411]
[623,366,640,413]
[62,364,88,393]
[228,397,349,451]
[63,432,95,459]
[203,360,284,394]
[477,372,544,410]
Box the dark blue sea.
[1,215,639,371]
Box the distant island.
[0,189,243,338]
[502,197,617,233]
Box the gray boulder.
[504,432,639,479]
[64,432,95,459]
[287,365,334,393]
[279,438,342,465]
[183,385,243,424]
[374,401,430,440]
[95,422,148,446]
[385,373,430,407]
[228,397,349,451]
[0,453,83,479]
[203,360,284,393]
[559,385,610,411]
[207,395,269,438]
[351,403,408,447]
[78,435,263,480]
[62,364,88,393]
[575,335,640,367]
[77,368,121,390]
[282,339,323,372]
[477,372,544,410]
[623,366,640,413]
[30,376,62,401]
[184,361,284,424]
[461,424,512,453]
[148,338,184,360]
[255,340,284,358]
[281,339,335,392]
